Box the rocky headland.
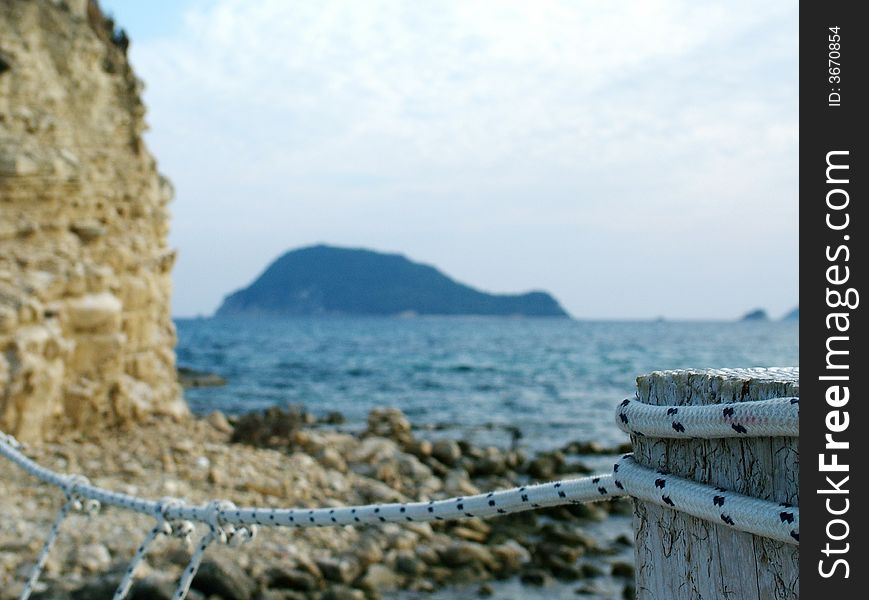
[0,0,186,444]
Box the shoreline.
[1,406,635,600]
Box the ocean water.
[175,317,798,452]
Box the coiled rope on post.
[614,396,799,438]
[0,395,799,600]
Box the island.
[740,308,770,321]
[215,245,569,317]
[782,306,799,321]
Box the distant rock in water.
[177,367,226,388]
[216,245,569,317]
[740,308,770,322]
[782,306,799,321]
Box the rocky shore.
[0,407,635,600]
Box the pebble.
[206,410,234,434]
[266,566,321,591]
[520,568,554,586]
[320,585,365,600]
[431,439,462,466]
[192,555,256,600]
[490,540,531,575]
[395,551,425,576]
[316,557,361,584]
[76,543,111,573]
[439,542,496,570]
[359,564,401,591]
[611,561,635,579]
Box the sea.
[175,317,798,453]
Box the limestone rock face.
[0,0,187,441]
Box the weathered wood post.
[630,368,799,599]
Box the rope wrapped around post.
[1,393,799,600]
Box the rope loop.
[156,497,190,538]
[204,500,236,544]
[0,431,22,449]
[62,474,100,514]
[228,524,257,547]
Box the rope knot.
[228,524,257,547]
[63,475,99,514]
[0,431,22,449]
[157,497,190,538]
[204,500,237,544]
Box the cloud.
[128,0,797,318]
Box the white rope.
[19,476,100,600]
[615,396,799,438]
[172,529,218,600]
[19,498,75,600]
[112,498,184,600]
[613,455,799,545]
[112,521,170,600]
[0,395,799,599]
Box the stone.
[490,540,531,576]
[191,555,256,600]
[395,551,425,576]
[359,564,401,591]
[407,438,432,458]
[254,591,306,600]
[539,524,597,549]
[320,411,346,424]
[581,563,605,578]
[431,439,462,467]
[450,526,488,544]
[532,542,583,567]
[231,406,309,448]
[320,586,365,600]
[519,568,554,586]
[352,537,384,567]
[67,575,121,599]
[266,566,321,591]
[76,543,111,573]
[365,408,413,446]
[178,368,227,388]
[206,410,233,434]
[69,221,107,243]
[610,561,635,579]
[315,557,361,584]
[470,446,507,477]
[127,577,177,600]
[526,452,565,480]
[438,542,496,570]
[317,447,348,472]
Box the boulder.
[266,566,321,591]
[366,408,413,446]
[359,564,401,591]
[191,555,256,600]
[431,439,462,467]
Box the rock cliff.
[0,0,186,442]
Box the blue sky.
[101,0,798,319]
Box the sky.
[101,0,798,319]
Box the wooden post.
[631,368,799,600]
